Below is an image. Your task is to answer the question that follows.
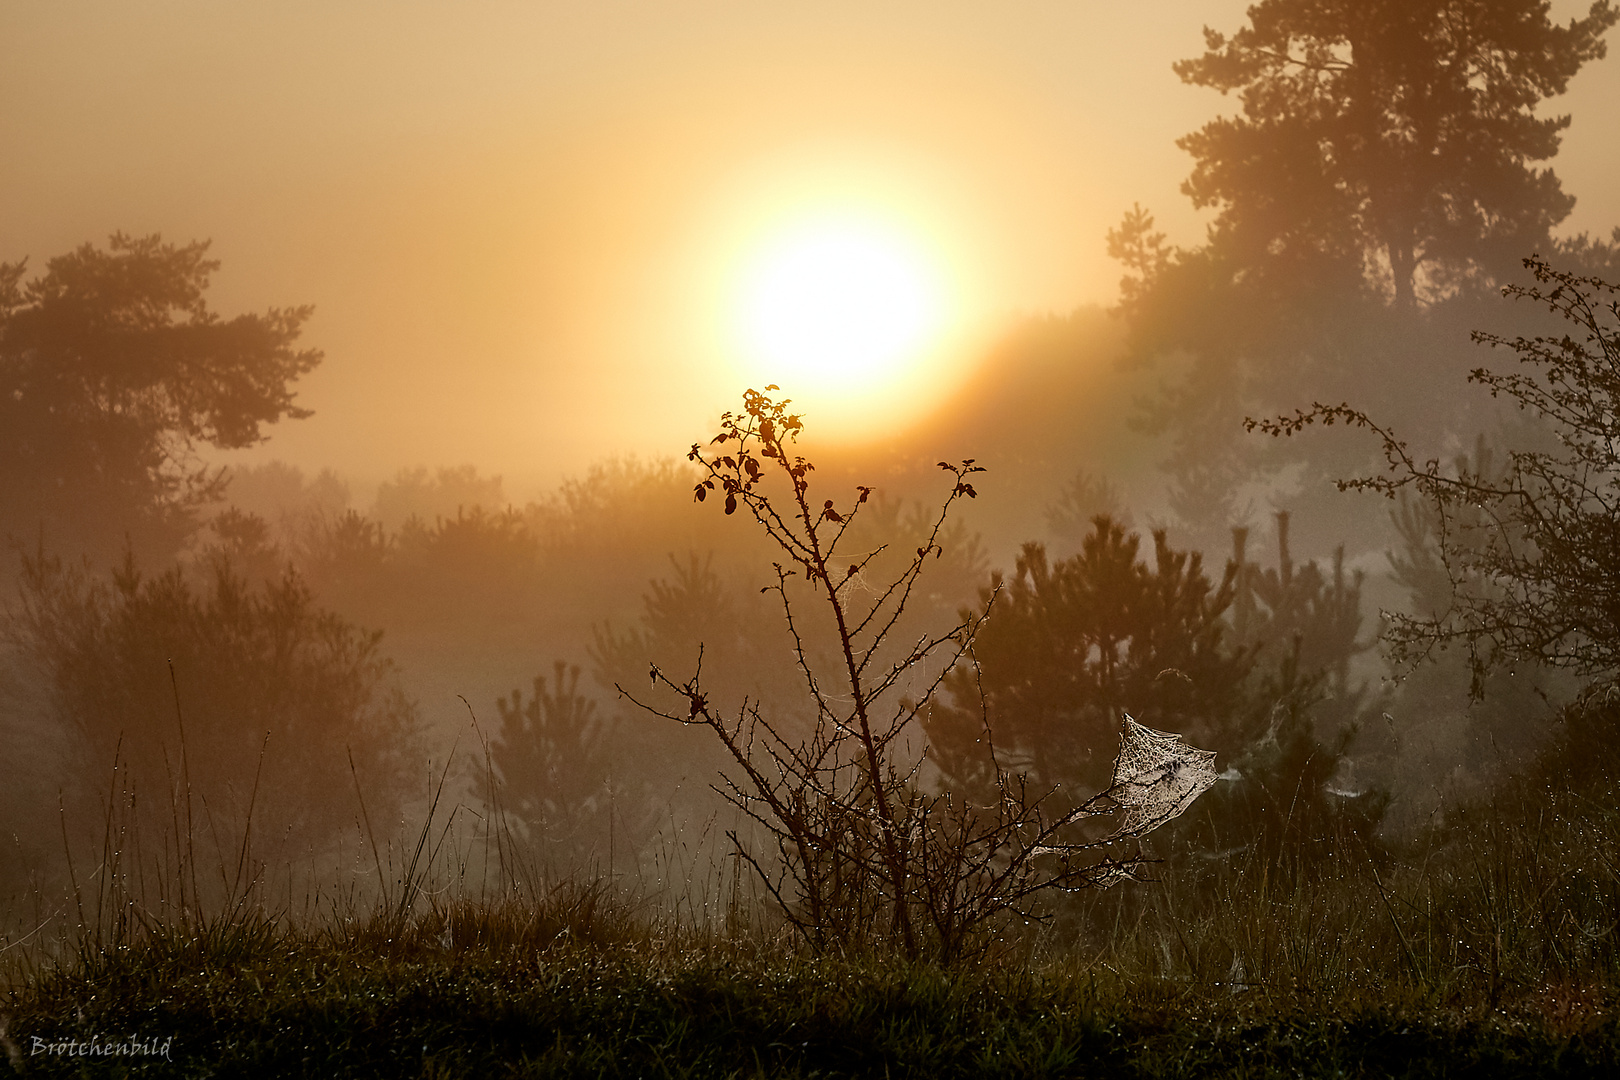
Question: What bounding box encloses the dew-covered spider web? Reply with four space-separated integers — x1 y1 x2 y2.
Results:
1108 715 1219 838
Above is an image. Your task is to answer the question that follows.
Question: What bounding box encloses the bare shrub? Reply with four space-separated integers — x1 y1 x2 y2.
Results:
616 388 1217 961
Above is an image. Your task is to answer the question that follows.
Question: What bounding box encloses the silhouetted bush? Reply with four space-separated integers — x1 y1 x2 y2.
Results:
1254 259 1620 690
374 464 506 534
1253 258 1620 796
1206 513 1391 857
1539 685 1620 791
477 661 657 873
617 390 1207 963
1170 639 1390 867
5 540 422 854
925 517 1250 800
222 461 350 545
927 513 1390 865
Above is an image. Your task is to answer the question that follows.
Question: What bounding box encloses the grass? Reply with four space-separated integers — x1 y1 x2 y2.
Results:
5 916 1616 1078
3 774 1619 1077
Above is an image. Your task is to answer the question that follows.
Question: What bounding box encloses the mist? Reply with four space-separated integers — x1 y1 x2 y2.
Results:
5 2 1620 1070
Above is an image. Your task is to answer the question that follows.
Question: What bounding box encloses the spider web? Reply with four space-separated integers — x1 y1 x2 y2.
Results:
1108 714 1218 838
836 565 877 598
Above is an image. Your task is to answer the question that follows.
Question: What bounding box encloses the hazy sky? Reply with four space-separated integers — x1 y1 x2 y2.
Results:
5 1 1617 496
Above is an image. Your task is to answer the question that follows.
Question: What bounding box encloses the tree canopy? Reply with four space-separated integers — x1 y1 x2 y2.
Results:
0 233 321 561
1174 0 1616 307
1107 0 1616 543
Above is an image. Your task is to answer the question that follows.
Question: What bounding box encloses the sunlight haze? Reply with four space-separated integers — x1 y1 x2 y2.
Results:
3 0 1616 493
731 213 957 432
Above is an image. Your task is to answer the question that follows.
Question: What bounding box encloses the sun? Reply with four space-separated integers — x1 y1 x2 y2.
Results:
731 216 949 412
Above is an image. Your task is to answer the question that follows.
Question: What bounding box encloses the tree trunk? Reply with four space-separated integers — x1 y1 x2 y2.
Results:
1387 226 1417 308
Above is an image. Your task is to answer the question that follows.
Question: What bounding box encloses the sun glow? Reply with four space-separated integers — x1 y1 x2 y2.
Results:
729 214 954 427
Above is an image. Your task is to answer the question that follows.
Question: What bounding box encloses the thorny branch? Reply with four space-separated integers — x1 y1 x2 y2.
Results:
615 388 1183 960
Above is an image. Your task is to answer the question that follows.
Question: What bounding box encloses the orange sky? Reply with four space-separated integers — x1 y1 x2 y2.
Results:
4 1 1616 497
